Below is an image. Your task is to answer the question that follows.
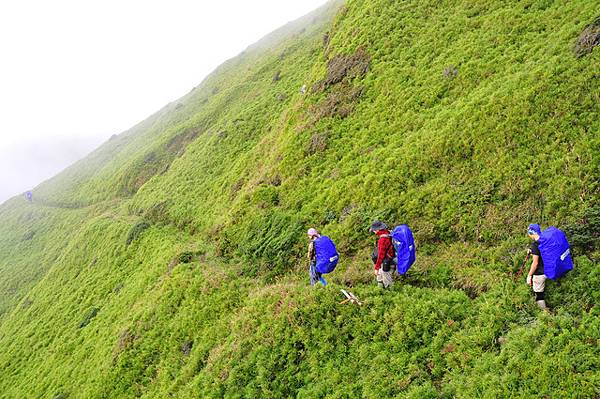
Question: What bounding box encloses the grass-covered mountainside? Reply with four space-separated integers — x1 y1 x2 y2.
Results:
1 0 598 397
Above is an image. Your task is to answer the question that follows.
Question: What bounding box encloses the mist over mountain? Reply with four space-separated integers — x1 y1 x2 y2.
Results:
0 134 109 204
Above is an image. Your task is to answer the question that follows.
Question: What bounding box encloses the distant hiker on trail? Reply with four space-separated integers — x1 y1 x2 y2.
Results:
25 191 33 202
370 221 395 289
526 223 547 310
307 228 339 286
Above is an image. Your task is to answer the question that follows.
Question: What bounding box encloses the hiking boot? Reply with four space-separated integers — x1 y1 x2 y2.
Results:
536 300 547 310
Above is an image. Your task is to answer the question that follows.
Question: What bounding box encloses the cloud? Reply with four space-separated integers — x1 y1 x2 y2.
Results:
0 0 330 204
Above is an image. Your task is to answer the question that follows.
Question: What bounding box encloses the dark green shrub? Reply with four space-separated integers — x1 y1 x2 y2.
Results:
112 282 124 294
564 205 600 257
126 221 151 245
177 251 195 264
233 209 304 275
79 307 99 329
322 209 337 224
21 231 35 241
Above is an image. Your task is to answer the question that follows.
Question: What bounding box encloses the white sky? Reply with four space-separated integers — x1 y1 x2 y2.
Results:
0 0 329 204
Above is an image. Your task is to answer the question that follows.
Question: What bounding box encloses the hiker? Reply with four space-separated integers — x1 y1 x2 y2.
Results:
307 228 326 286
526 223 547 310
307 228 339 286
370 221 395 289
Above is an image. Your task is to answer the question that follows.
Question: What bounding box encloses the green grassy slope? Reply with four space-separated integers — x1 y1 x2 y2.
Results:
0 0 598 397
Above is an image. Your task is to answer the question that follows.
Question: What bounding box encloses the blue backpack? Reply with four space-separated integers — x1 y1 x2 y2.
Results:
538 226 573 280
391 225 416 275
314 236 339 274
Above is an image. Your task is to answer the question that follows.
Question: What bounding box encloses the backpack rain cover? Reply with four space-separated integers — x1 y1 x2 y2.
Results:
391 225 416 275
538 226 573 280
314 236 339 274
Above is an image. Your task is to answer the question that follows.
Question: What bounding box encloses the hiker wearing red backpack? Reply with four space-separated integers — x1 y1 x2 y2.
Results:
370 221 395 289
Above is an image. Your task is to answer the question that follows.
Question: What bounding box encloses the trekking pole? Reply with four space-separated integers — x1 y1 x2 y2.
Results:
514 251 531 279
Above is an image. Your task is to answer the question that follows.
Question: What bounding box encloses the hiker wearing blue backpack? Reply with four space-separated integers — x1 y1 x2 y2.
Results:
370 221 395 289
526 224 547 309
307 228 339 286
370 221 417 289
526 223 574 310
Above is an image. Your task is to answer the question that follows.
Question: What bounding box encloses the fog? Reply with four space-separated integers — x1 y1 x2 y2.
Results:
0 135 108 204
0 0 329 205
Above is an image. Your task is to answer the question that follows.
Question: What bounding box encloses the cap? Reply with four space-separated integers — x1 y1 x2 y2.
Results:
527 223 541 235
369 220 387 232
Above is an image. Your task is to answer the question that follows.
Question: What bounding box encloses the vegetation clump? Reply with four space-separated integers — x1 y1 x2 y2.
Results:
177 251 196 264
308 84 364 124
165 129 200 157
573 17 600 57
21 231 35 241
119 128 201 195
443 64 458 79
115 329 137 355
564 205 600 256
323 31 331 48
181 340 193 356
79 307 99 328
126 220 151 245
143 201 170 225
312 46 371 91
307 131 329 154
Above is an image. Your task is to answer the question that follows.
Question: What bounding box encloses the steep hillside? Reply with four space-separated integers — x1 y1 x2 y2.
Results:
0 0 598 398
